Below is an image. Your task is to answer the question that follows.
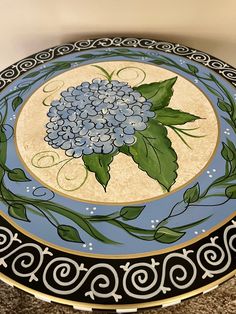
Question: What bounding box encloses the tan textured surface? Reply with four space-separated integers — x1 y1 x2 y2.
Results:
16 61 218 204
0 278 235 314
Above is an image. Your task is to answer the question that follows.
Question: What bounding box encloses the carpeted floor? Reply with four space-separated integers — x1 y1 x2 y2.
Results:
0 277 235 314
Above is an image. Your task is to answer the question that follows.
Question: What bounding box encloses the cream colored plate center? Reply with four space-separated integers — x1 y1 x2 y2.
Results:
15 61 219 204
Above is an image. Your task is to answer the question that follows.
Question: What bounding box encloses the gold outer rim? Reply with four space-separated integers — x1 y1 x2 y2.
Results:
0 270 235 310
14 60 221 206
0 211 235 259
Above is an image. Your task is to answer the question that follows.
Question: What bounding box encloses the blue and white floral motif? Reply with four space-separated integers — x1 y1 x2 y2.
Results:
45 79 155 157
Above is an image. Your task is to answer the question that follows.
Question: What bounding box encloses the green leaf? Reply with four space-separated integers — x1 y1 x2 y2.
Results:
119 145 131 156
187 64 199 74
203 84 223 98
221 143 234 161
209 74 236 109
77 54 95 59
24 71 40 79
226 139 236 154
155 108 200 125
226 139 236 173
222 117 236 132
183 183 200 203
134 77 177 110
12 96 23 111
129 120 178 191
217 99 232 113
57 225 84 243
0 128 7 167
82 153 115 190
39 202 120 244
57 62 71 70
52 62 71 70
92 65 114 81
225 185 236 199
151 59 167 66
120 205 145 220
155 226 185 243
8 204 29 222
8 168 31 182
173 215 211 232
114 48 131 53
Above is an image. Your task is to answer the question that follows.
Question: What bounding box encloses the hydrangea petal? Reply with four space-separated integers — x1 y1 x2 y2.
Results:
46 78 154 157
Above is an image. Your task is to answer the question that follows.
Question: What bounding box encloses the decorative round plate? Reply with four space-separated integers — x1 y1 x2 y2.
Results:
0 37 235 312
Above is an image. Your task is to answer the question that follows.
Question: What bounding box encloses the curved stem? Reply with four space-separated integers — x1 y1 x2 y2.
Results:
106 220 154 241
88 212 121 221
200 162 232 198
172 126 205 138
203 193 227 199
189 197 231 208
208 74 236 106
168 126 192 149
31 204 59 228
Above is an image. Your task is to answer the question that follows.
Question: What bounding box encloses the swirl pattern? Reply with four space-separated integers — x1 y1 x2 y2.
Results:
197 221 236 279
0 227 52 282
1 37 236 90
121 250 197 299
43 258 121 301
0 227 21 253
0 219 235 303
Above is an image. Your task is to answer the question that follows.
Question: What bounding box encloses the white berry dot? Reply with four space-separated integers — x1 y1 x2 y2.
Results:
209 174 213 178
89 247 93 251
151 220 154 223
202 229 206 232
212 169 216 172
86 207 89 210
89 243 92 246
93 207 97 210
207 171 210 174
90 211 94 214
151 225 155 229
194 231 198 235
155 219 159 223
82 244 86 248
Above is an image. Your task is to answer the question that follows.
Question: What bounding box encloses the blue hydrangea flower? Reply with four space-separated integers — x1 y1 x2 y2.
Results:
45 79 155 157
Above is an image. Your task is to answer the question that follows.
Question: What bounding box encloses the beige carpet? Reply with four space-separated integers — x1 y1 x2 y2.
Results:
0 277 235 314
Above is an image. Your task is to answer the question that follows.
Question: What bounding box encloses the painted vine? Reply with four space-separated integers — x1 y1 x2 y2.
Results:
0 48 235 245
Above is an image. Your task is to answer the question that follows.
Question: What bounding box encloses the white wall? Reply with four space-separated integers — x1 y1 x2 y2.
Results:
0 0 235 69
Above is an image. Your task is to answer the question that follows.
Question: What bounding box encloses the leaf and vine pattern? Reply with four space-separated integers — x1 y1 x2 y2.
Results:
0 48 235 245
